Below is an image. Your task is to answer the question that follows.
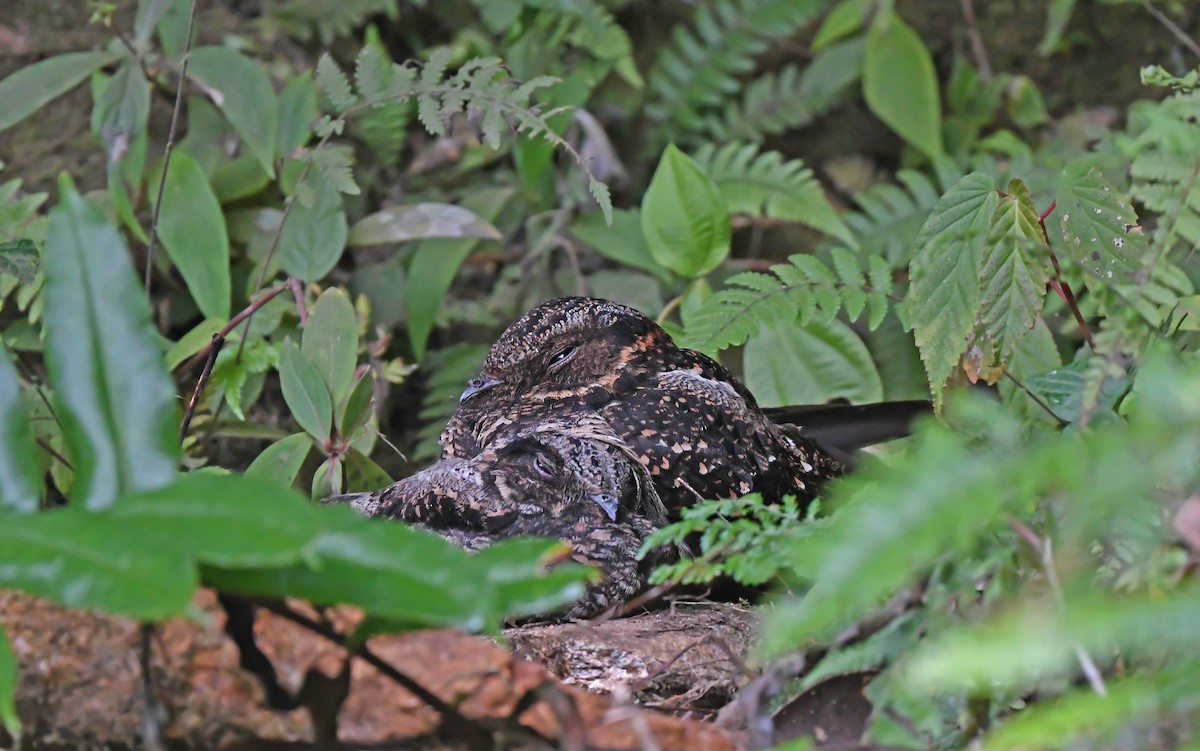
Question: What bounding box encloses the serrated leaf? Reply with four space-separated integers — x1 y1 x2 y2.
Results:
347 204 500 246
1055 165 1144 284
42 176 180 510
744 318 883 406
189 47 279 177
641 144 731 278
316 54 357 111
0 346 39 513
280 173 348 282
407 188 513 360
975 180 1051 375
279 339 333 443
0 51 120 132
111 472 316 567
907 172 998 403
0 509 195 619
863 9 943 159
303 288 358 403
156 151 231 319
310 146 359 195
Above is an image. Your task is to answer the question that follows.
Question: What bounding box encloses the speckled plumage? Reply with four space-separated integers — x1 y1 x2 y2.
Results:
442 297 855 518
336 428 665 619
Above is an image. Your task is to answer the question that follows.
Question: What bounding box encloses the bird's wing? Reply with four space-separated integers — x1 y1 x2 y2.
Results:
762 399 932 454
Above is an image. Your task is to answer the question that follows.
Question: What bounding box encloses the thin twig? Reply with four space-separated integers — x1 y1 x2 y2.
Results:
139 624 166 751
960 0 994 79
1143 2 1200 60
1003 371 1068 426
1007 518 1108 696
1036 200 1096 349
143 0 198 295
178 280 297 372
179 334 225 441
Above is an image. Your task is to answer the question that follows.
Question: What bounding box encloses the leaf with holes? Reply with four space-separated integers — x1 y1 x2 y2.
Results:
41 176 180 510
1055 164 1144 286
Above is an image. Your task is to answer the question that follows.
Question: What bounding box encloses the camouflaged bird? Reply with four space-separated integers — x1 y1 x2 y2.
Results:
443 297 930 518
338 427 665 619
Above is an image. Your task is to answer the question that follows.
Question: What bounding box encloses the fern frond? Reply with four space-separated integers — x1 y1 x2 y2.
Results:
681 251 892 352
1130 89 1200 254
842 168 954 266
270 0 397 44
699 39 863 142
693 141 855 246
646 0 838 138
352 32 410 164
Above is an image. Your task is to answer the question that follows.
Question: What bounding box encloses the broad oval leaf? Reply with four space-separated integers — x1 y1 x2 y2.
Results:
91 61 151 166
0 346 39 513
302 288 358 403
744 318 883 407
347 204 501 246
641 144 731 278
156 151 231 319
188 46 279 177
0 509 195 620
42 176 180 510
342 448 391 492
407 188 513 360
278 339 333 443
572 209 673 281
277 73 318 156
863 10 943 160
110 472 317 568
0 51 120 132
246 432 312 487
0 625 17 740
339 373 374 437
279 174 348 282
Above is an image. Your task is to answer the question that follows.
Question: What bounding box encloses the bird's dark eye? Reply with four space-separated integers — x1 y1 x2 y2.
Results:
548 345 577 368
532 452 557 478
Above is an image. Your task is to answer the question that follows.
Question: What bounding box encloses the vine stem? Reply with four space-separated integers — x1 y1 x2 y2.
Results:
1037 200 1095 349
142 0 198 296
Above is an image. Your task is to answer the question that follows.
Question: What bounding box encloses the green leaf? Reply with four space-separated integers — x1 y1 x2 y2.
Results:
0 509 195 619
302 288 358 403
472 538 589 623
156 151 231 319
1037 0 1077 56
863 9 943 159
407 188 513 360
111 472 316 567
246 432 312 487
278 339 333 444
744 318 883 406
134 0 175 49
276 72 318 156
0 240 39 284
188 47 279 177
813 0 867 50
311 455 343 499
906 172 998 403
693 142 857 248
1055 164 1144 285
347 204 501 246
91 61 151 166
204 505 489 630
279 173 348 282
571 209 672 281
641 144 731 278
0 51 120 133
339 373 374 437
342 448 391 492
975 180 1051 378
0 346 39 513
42 176 180 510
0 625 17 741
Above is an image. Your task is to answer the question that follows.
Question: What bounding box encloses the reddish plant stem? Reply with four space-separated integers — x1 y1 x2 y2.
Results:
179 333 225 442
178 280 297 373
1037 200 1096 349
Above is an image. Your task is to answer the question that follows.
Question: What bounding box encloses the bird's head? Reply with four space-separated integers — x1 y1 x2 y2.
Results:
459 297 672 405
488 434 623 521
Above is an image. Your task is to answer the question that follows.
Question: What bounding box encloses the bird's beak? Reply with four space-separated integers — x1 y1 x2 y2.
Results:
590 492 620 521
459 375 502 403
